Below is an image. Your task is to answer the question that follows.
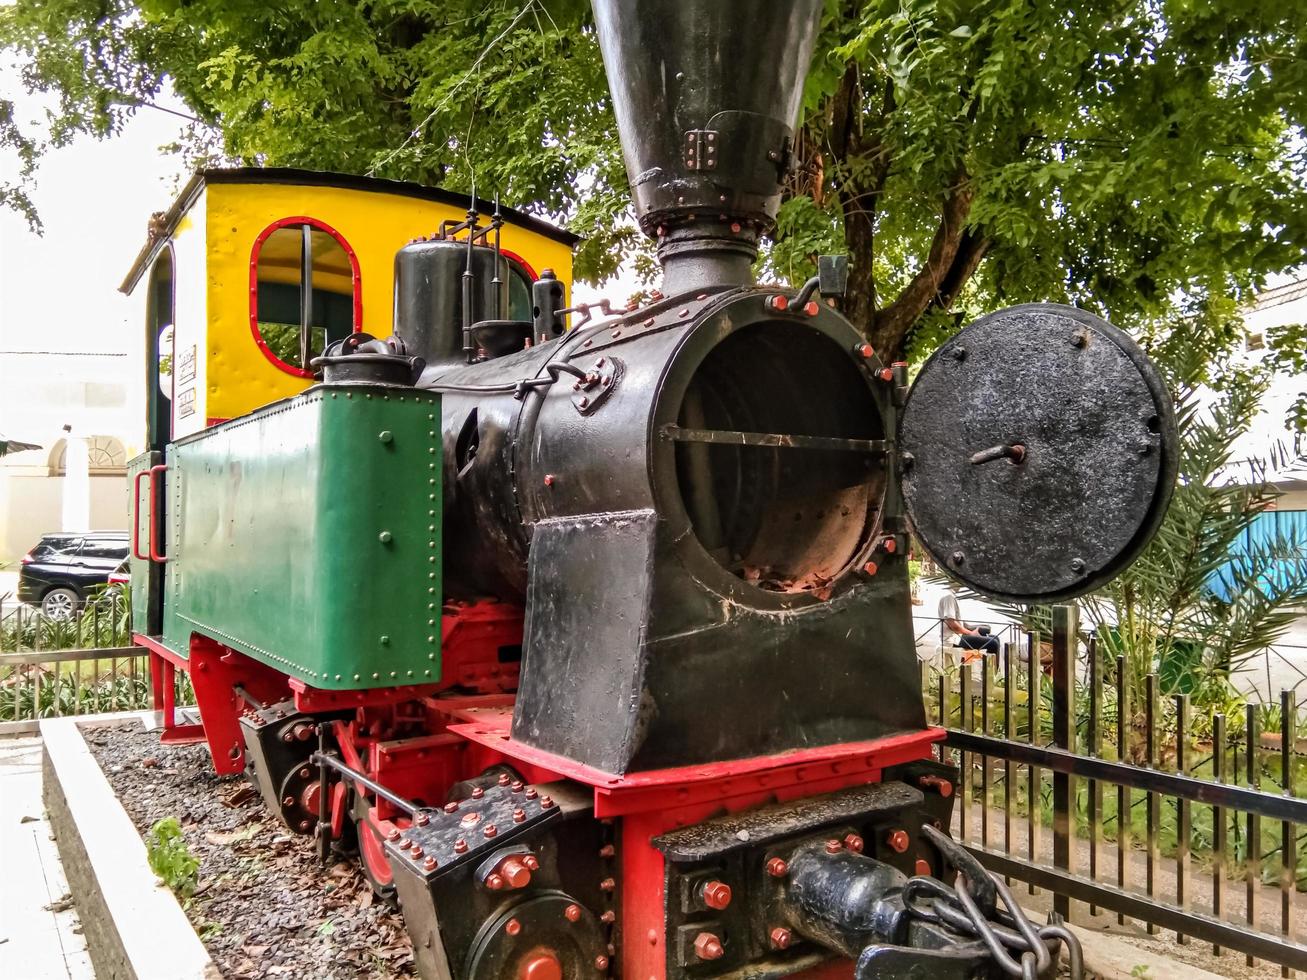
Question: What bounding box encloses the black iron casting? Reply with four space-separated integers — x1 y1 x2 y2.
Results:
899 303 1177 602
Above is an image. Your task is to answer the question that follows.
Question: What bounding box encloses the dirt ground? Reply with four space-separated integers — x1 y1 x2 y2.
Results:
85 722 414 979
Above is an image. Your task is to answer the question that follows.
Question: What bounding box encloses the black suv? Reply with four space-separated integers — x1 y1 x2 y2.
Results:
17 531 131 619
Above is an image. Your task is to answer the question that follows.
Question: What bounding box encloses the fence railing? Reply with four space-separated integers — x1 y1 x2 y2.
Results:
929 604 1307 973
0 589 158 726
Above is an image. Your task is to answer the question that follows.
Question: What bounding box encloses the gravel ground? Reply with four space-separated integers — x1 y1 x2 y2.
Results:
84 721 414 979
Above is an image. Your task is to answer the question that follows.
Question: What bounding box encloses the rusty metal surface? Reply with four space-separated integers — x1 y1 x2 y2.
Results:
899 303 1177 602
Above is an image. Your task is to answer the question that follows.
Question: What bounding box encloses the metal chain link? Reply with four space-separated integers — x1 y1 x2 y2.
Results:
903 825 1084 980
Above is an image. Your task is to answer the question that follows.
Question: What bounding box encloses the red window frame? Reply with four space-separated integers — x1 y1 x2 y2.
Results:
249 216 363 379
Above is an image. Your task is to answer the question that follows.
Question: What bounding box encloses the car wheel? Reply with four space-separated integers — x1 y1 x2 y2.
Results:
41 587 80 621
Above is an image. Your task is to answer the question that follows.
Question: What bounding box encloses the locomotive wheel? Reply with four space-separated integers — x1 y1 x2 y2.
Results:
351 792 398 904
465 893 607 980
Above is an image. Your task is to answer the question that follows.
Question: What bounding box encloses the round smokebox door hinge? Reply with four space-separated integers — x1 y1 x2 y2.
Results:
898 303 1178 603
571 356 624 415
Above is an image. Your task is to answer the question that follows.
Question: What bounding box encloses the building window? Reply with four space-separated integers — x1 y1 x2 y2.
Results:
249 217 361 378
48 436 128 476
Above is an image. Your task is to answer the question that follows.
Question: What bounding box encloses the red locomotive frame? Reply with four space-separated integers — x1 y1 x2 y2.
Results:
135 600 944 980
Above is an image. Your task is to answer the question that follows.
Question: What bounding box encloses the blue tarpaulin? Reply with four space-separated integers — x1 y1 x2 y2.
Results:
1207 508 1307 601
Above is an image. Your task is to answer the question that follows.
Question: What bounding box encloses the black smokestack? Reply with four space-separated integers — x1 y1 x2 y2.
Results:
591 0 824 292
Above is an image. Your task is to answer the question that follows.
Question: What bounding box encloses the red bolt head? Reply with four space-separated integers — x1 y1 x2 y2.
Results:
768 294 789 312
766 857 788 878
599 844 616 859
844 834 865 853
701 880 732 910
484 824 499 838
444 801 459 814
543 474 555 487
410 845 423 858
523 854 540 871
915 858 932 877
485 874 504 890
498 773 511 786
564 903 582 923
600 910 616 924
594 955 609 971
540 795 554 809
386 828 401 841
730 222 742 233
282 795 295 807
454 839 468 854
505 917 521 936
887 829 911 853
825 839 843 854
600 877 616 892
863 560 879 576
882 537 897 554
921 775 953 798
423 856 438 871
415 813 430 826
525 788 538 800
511 781 525 792
693 932 725 961
471 787 485 799
770 927 793 950
877 367 894 381
857 343 874 359
803 300 819 317
399 838 412 850
513 808 527 823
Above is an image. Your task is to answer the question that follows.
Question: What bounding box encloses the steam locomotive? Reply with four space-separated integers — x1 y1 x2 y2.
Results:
122 1 1177 977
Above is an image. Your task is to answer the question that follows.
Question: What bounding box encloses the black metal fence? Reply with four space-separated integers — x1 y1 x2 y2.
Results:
0 590 153 725
928 604 1307 973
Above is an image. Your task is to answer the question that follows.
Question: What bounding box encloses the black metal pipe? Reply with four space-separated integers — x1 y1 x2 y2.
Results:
309 750 419 816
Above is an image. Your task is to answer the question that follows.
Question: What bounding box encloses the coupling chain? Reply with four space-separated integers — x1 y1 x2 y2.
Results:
901 825 1083 980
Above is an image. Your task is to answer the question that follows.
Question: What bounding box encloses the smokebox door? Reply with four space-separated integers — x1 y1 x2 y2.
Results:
898 303 1178 603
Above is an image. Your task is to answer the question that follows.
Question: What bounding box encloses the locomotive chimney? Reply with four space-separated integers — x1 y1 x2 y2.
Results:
591 0 824 293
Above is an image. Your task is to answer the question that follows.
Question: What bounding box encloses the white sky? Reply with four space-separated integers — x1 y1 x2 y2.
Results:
0 64 193 355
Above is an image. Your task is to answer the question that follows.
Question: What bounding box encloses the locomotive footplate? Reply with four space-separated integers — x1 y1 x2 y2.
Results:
388 773 609 980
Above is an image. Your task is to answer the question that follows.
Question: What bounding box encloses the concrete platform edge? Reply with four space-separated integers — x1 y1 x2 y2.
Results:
41 715 220 980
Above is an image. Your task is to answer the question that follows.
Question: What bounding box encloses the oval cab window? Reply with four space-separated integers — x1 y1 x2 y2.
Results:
250 218 361 377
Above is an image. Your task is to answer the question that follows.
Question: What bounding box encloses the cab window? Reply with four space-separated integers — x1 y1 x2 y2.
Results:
251 219 359 377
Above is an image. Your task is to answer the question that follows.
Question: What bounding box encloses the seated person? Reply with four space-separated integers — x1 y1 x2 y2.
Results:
938 590 999 655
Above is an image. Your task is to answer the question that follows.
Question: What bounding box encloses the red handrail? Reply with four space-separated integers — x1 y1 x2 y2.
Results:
131 470 151 561
148 464 168 563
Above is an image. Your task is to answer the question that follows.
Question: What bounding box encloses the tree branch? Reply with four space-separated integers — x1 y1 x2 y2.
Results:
870 171 976 354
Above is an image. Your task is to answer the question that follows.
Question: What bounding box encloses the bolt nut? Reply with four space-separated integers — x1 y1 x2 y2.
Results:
915 858 932 877
863 560 879 576
825 839 843 854
1070 557 1086 573
484 874 504 891
543 474 555 487
484 824 498 838
693 932 725 961
701 880 732 910
505 917 521 936
886 829 911 853
766 857 788 878
471 787 485 799
423 856 438 871
843 833 865 853
595 955 609 971
882 536 897 554
803 300 819 317
599 844 616 859
522 854 540 871
877 367 894 381
386 829 401 842
398 838 412 850
770 927 793 950
767 294 789 312
600 910 616 924
564 903 583 923
918 774 954 798
855 342 874 359
600 877 616 892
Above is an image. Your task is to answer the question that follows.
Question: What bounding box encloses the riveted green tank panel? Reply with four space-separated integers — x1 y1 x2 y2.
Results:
161 384 442 688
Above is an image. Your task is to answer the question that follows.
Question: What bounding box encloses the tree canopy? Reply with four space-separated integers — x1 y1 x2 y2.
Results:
3 0 1305 363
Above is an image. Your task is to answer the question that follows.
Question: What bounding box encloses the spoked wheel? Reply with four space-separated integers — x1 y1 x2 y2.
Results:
351 792 398 904
41 587 79 621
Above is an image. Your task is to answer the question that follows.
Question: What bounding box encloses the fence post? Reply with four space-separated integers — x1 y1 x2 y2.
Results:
1051 603 1077 921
